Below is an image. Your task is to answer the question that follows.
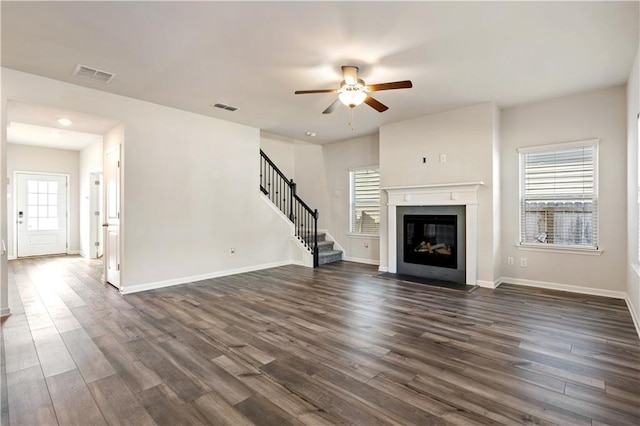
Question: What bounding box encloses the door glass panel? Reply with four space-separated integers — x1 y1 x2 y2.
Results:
26 179 60 231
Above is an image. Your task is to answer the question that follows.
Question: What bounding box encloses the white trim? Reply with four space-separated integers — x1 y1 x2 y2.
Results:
68 250 81 255
343 256 380 266
378 266 389 272
8 255 16 261
477 277 503 289
291 259 308 267
517 138 600 153
502 276 626 299
517 244 603 256
631 263 640 277
624 295 640 339
382 181 485 192
13 171 71 258
0 307 11 317
120 260 293 294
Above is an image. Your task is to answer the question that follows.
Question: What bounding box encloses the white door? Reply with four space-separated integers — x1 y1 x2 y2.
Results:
105 148 120 288
16 173 68 257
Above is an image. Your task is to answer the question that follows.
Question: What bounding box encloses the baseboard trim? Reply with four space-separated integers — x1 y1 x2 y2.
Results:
343 256 380 266
378 266 389 273
502 276 626 299
68 250 81 255
477 277 503 289
0 307 11 317
625 295 640 339
120 260 292 294
7 256 16 261
291 259 311 267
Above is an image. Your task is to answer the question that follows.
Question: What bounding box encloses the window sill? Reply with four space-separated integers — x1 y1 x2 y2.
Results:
517 244 603 256
348 233 380 239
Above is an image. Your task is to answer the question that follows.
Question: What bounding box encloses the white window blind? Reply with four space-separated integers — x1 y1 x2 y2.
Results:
520 141 598 249
350 168 380 234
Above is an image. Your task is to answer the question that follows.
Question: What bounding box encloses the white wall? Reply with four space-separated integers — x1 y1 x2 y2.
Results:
379 103 500 285
501 85 627 293
292 141 330 229
626 46 640 328
2 68 293 293
323 134 380 264
6 144 80 258
260 131 295 179
79 138 103 257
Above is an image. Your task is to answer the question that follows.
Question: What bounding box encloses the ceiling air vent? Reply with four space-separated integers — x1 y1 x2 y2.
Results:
73 64 116 84
212 103 239 112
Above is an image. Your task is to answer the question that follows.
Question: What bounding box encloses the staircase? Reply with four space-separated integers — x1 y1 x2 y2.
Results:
260 150 342 267
316 233 343 266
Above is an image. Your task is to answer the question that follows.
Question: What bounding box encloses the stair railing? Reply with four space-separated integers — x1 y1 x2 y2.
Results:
260 150 319 267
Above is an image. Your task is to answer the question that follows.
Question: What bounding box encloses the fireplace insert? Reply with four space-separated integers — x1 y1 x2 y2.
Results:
403 214 457 269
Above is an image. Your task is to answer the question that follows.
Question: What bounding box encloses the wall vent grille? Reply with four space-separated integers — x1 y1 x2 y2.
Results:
73 64 116 84
212 103 239 112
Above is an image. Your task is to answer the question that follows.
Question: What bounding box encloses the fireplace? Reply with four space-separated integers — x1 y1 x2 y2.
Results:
384 182 483 286
404 214 457 269
397 206 465 283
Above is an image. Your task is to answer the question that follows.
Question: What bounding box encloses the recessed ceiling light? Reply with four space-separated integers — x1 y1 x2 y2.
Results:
305 132 316 137
57 118 72 126
51 131 61 138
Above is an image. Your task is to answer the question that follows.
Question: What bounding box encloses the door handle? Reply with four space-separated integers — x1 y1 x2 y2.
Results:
102 224 109 227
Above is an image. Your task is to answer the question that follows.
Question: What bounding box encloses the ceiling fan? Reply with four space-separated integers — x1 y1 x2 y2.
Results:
294 66 412 114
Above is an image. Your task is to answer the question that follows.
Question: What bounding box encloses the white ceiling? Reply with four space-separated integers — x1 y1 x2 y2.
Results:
1 1 638 144
7 122 102 151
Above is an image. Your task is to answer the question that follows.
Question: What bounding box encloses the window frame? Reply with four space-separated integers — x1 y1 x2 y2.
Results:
349 166 380 237
518 139 600 254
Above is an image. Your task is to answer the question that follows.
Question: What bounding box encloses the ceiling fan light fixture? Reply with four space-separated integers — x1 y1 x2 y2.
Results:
338 87 367 108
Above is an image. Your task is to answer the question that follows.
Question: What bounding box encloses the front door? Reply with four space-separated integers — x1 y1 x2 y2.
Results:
16 173 68 257
105 148 120 288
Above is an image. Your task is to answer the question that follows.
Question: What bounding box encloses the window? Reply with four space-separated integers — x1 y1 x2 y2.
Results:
350 167 380 235
519 140 598 250
27 180 59 231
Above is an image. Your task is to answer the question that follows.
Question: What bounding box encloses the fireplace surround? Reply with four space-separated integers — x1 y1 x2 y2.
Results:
384 182 483 285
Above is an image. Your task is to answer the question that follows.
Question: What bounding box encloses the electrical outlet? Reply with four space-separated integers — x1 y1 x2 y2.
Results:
507 256 514 265
364 242 370 249
520 258 527 267
229 247 236 255
439 154 447 163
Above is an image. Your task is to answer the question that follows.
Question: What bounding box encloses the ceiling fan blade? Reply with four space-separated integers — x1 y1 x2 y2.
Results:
364 95 389 113
322 99 341 114
342 66 359 85
367 80 413 92
294 89 337 94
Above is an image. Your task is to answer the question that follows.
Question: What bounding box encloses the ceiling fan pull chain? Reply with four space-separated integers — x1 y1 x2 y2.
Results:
348 107 355 131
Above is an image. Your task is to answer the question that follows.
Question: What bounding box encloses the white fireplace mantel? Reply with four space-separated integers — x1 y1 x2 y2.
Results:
383 182 484 285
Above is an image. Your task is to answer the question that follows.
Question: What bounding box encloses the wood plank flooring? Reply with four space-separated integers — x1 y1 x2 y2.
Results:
1 255 639 425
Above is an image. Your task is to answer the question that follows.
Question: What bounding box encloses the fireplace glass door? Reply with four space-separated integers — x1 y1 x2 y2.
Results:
404 215 457 269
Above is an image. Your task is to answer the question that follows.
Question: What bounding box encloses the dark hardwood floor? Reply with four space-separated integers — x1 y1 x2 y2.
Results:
1 255 639 425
